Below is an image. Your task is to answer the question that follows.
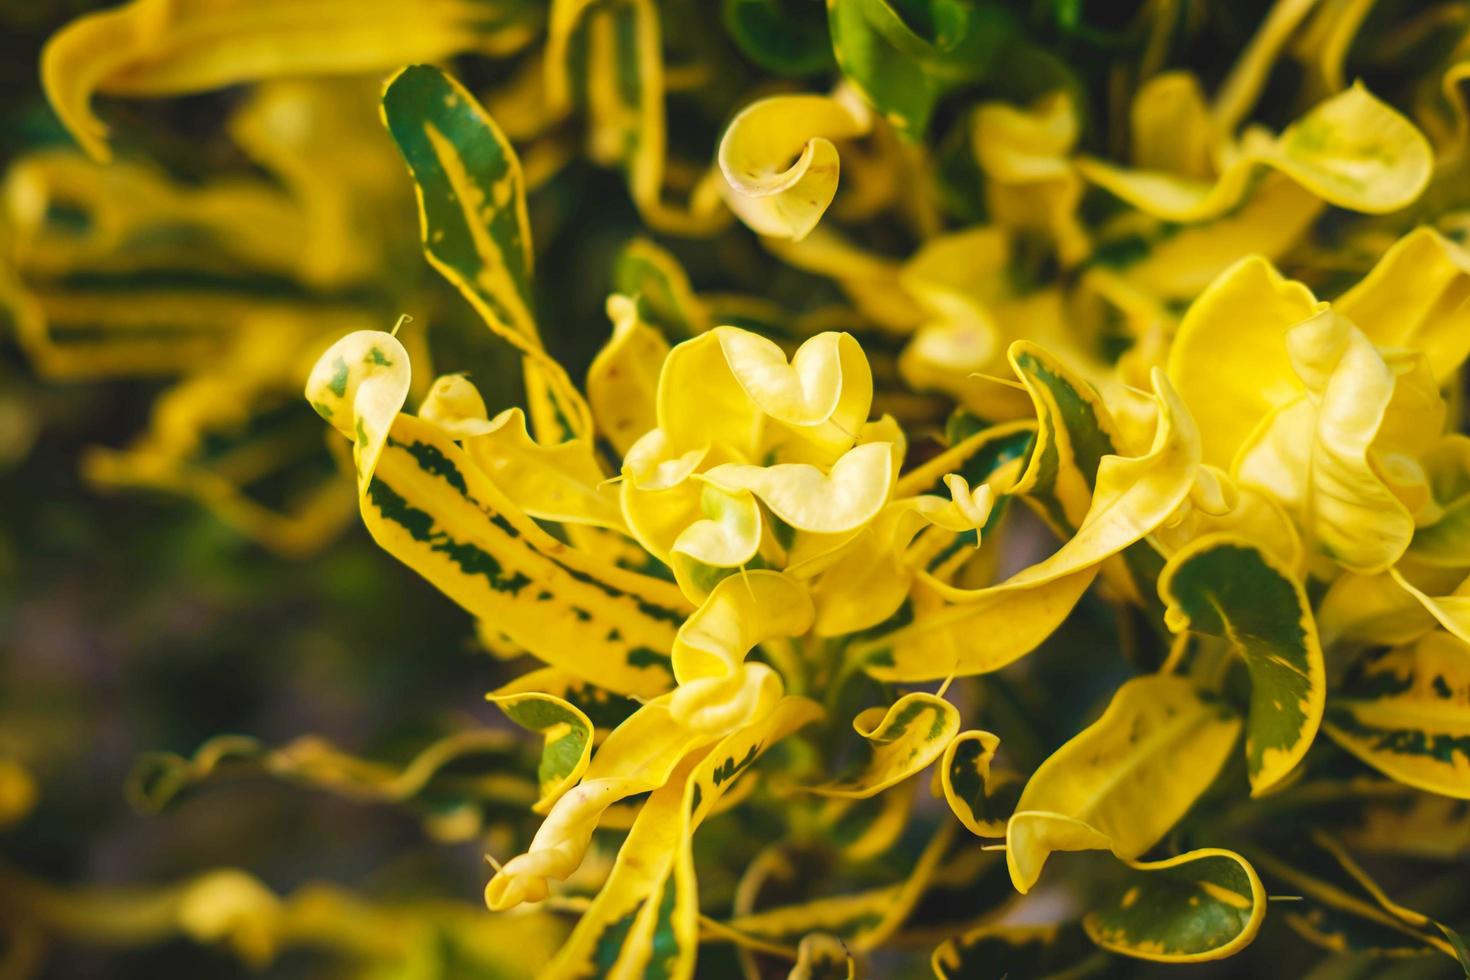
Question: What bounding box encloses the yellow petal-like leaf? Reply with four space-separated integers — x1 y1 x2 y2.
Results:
462 406 625 531
1006 675 1241 893
715 327 873 464
1337 227 1470 383
718 92 871 241
588 295 669 456
1165 256 1319 470
305 330 410 492
703 442 893 535
1237 308 1414 573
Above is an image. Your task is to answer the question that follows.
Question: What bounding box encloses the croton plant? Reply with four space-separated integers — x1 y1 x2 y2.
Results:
4 0 1470 977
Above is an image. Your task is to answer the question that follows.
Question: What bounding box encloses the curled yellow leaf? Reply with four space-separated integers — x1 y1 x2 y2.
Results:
718 91 872 241
703 441 893 535
1077 83 1431 221
304 329 410 491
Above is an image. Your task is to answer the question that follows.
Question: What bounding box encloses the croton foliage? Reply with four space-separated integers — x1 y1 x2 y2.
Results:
4 0 1470 977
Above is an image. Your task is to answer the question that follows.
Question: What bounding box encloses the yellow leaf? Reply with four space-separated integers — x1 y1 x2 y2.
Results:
588 295 669 456
1006 675 1241 893
703 442 894 535
718 91 872 241
1077 83 1431 221
1166 257 1319 470
304 330 410 493
42 0 535 162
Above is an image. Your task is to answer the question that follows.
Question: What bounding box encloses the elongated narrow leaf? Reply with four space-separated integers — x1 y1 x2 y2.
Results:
789 933 855 980
545 696 822 978
724 822 955 952
1159 534 1326 795
545 0 727 235
1083 848 1266 963
485 698 718 910
127 730 527 814
381 64 591 442
42 0 539 161
1253 835 1463 961
364 415 688 696
932 923 1090 979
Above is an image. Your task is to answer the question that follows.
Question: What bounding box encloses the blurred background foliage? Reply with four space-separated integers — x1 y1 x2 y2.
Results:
2 0 1469 977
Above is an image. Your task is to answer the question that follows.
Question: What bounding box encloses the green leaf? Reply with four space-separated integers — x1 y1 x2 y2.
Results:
723 0 836 76
612 238 711 341
1159 534 1327 795
382 64 537 344
827 0 1016 138
1084 848 1266 963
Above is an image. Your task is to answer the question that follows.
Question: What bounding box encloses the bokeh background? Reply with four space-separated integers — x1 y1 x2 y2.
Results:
3 1 1468 977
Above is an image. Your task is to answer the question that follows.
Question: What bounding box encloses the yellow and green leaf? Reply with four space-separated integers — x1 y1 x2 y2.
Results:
1324 632 1470 799
381 64 591 442
1083 848 1266 963
544 696 822 978
1252 834 1465 963
1159 534 1326 795
932 923 1089 979
811 692 959 798
487 691 595 814
348 410 690 696
827 0 1017 137
938 729 1017 837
